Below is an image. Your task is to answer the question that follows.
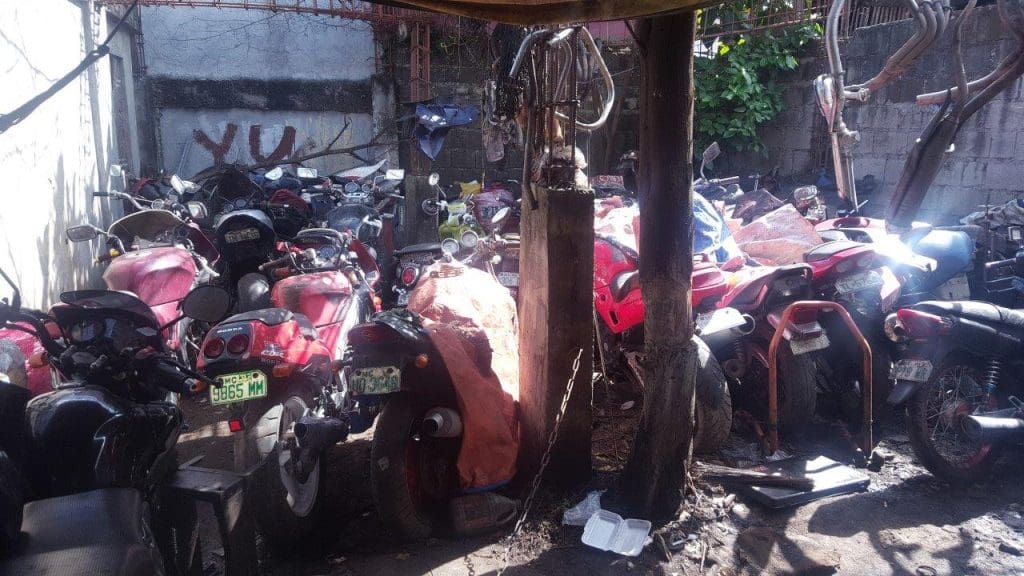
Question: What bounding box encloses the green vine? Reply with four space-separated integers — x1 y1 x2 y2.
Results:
695 6 821 154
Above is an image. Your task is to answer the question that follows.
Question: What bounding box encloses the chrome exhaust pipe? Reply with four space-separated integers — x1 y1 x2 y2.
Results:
963 414 1024 439
423 407 463 438
294 415 349 451
738 314 757 336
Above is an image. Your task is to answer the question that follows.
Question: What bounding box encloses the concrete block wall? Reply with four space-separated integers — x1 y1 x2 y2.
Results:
141 7 383 178
755 5 1024 224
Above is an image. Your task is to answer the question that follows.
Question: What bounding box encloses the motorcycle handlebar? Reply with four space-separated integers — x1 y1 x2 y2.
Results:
707 176 741 187
258 255 292 271
149 356 219 395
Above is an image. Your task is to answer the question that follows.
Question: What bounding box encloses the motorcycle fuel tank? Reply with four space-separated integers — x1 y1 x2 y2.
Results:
271 271 355 328
103 246 197 308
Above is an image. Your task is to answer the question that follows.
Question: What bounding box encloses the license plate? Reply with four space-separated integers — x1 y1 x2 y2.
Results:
397 292 409 306
835 270 883 295
225 228 260 243
789 332 830 355
210 371 268 405
695 307 746 337
498 271 519 287
351 366 401 395
892 359 932 382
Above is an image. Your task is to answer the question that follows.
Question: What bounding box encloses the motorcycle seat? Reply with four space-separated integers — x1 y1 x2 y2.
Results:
908 230 973 292
3 488 162 575
222 308 318 340
914 300 1024 331
395 242 443 257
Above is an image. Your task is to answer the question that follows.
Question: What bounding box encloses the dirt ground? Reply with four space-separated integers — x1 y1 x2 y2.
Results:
176 392 1024 576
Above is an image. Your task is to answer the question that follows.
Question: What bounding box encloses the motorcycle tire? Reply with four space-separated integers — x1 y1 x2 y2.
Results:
906 356 1003 484
743 339 817 435
693 337 733 454
371 394 458 541
237 392 323 550
0 451 22 553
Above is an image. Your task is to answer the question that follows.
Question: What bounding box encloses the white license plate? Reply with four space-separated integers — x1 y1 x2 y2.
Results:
835 270 883 295
225 228 260 243
397 292 409 306
498 271 519 287
210 371 268 405
789 332 830 355
695 307 746 337
892 359 932 382
351 366 401 395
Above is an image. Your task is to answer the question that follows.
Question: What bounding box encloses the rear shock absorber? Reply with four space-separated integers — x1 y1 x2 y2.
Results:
982 358 1002 396
722 337 747 380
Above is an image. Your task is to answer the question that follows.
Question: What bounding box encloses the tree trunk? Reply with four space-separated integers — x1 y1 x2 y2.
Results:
618 11 697 521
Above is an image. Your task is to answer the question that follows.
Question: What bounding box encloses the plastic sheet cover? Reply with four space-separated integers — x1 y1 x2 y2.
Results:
732 204 822 266
407 261 520 490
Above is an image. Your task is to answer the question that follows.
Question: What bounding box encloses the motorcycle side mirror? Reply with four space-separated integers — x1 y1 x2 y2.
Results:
108 164 127 193
170 174 186 195
66 225 104 243
421 199 442 217
264 167 285 181
491 206 511 226
185 201 209 221
814 75 837 128
428 173 440 187
180 285 232 324
700 142 720 179
296 167 318 179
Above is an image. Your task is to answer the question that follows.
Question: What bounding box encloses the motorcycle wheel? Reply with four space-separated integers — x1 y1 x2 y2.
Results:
237 393 322 549
743 339 817 435
907 356 1003 484
371 394 459 541
692 337 733 454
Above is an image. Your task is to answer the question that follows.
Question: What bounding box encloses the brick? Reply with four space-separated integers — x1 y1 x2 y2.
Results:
984 161 1024 191
960 160 988 186
990 131 1017 159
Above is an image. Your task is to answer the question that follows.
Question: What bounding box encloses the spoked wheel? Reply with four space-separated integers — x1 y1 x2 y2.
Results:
907 358 1002 484
371 394 459 541
240 394 323 549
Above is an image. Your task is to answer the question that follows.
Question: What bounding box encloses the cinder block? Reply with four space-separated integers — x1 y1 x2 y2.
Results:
984 161 1023 191
990 131 1017 160
960 160 988 186
961 131 991 157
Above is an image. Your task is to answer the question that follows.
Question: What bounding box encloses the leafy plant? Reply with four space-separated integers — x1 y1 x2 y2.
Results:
695 5 821 154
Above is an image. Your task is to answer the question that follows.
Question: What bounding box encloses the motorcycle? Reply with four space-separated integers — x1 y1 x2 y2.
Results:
345 257 520 541
885 251 1024 483
195 227 379 547
422 173 485 255
0 268 239 574
64 201 220 367
468 207 522 301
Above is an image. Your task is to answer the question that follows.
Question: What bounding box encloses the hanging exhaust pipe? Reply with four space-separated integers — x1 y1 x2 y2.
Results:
294 415 350 451
963 414 1024 439
423 407 463 438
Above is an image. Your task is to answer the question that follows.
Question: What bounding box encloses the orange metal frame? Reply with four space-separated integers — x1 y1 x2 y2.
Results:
767 300 874 455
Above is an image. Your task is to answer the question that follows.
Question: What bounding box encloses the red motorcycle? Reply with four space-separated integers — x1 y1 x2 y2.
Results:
64 205 219 366
196 227 378 547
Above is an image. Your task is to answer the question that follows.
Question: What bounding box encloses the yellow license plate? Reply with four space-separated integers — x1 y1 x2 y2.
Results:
210 371 268 405
351 366 401 395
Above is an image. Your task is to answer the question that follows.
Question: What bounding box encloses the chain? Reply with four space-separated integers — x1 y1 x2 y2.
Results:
496 348 583 575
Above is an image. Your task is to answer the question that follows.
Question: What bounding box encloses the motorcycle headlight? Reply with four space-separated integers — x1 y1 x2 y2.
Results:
884 312 907 342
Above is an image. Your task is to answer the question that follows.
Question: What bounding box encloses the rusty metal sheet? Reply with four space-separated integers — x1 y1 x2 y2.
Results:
375 0 713 25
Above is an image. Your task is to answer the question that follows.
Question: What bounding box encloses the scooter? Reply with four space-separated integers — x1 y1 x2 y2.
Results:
195 227 379 547
885 251 1024 483
0 270 253 575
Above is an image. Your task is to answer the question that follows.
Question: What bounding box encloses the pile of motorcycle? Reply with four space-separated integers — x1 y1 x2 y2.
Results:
593 143 1024 486
0 158 527 573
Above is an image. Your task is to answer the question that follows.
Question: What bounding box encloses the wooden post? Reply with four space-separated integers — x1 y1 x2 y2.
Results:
516 185 594 488
618 12 698 520
403 175 440 246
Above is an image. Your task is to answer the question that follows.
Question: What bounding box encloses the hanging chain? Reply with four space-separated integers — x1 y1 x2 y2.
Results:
496 348 583 576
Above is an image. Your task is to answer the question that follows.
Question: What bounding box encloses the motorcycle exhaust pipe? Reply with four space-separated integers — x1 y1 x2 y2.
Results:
963 414 1024 439
738 314 756 336
294 415 349 451
423 407 463 438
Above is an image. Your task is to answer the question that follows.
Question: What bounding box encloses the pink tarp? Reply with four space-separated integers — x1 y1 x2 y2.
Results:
407 261 520 489
732 204 823 266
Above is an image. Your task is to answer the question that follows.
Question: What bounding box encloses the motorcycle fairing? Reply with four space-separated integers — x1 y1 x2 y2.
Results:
25 386 181 497
103 247 198 308
908 230 973 292
718 264 813 313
